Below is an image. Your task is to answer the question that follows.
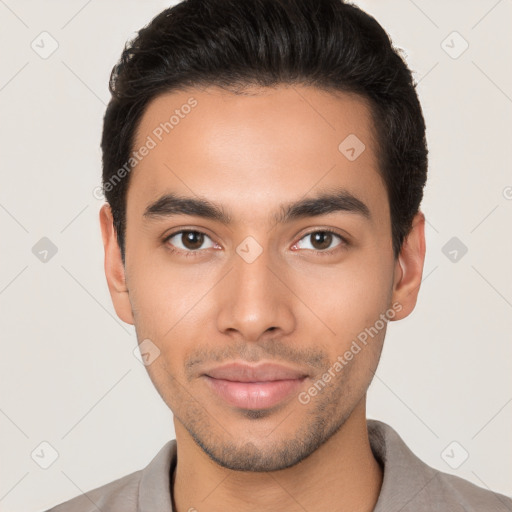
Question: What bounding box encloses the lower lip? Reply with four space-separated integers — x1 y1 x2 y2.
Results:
204 376 305 410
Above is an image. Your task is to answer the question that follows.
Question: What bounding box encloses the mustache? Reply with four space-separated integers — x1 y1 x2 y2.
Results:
184 338 330 378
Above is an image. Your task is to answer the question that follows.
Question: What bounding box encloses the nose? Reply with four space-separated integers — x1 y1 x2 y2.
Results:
215 244 296 342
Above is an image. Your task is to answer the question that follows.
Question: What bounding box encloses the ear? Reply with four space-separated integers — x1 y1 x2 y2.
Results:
99 204 134 325
390 211 426 321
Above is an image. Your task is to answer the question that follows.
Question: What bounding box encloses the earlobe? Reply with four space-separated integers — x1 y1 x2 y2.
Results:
99 204 134 325
390 211 426 321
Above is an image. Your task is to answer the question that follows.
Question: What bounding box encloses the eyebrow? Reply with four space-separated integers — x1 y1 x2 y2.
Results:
142 187 371 225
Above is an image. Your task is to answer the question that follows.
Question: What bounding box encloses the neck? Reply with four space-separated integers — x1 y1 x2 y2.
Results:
172 399 382 512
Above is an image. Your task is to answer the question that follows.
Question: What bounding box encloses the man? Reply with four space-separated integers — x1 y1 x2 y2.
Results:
46 0 511 510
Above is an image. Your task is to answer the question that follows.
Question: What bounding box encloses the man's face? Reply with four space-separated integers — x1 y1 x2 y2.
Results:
103 85 416 471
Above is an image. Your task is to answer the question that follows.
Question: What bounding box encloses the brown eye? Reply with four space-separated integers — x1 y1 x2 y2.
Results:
294 230 345 253
181 231 205 250
310 231 334 250
165 230 215 253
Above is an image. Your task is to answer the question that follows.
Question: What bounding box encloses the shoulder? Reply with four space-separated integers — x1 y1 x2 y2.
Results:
42 440 177 512
431 469 512 511
368 420 512 512
43 469 142 512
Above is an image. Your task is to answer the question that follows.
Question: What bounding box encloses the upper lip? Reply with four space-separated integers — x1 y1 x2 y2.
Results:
204 362 308 382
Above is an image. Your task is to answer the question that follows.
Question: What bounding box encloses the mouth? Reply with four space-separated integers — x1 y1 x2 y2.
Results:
202 362 309 410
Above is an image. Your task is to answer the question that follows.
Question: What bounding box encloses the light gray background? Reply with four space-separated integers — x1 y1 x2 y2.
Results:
1 1 511 511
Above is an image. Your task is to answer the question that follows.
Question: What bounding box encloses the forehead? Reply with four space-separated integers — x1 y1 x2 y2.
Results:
127 85 387 225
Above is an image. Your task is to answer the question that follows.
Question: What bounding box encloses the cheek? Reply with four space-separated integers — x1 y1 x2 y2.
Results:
127 253 215 338
292 255 394 343
142 354 191 418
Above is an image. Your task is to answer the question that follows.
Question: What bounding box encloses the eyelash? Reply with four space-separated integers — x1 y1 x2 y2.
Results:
162 229 348 258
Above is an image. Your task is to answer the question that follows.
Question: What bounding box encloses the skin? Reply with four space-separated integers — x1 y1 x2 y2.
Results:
100 84 426 512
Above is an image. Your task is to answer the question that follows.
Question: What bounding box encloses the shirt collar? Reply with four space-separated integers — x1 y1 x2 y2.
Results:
368 419 439 511
136 420 434 511
138 438 176 511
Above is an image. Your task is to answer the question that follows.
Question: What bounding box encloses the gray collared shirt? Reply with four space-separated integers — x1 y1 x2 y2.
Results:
44 420 512 511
